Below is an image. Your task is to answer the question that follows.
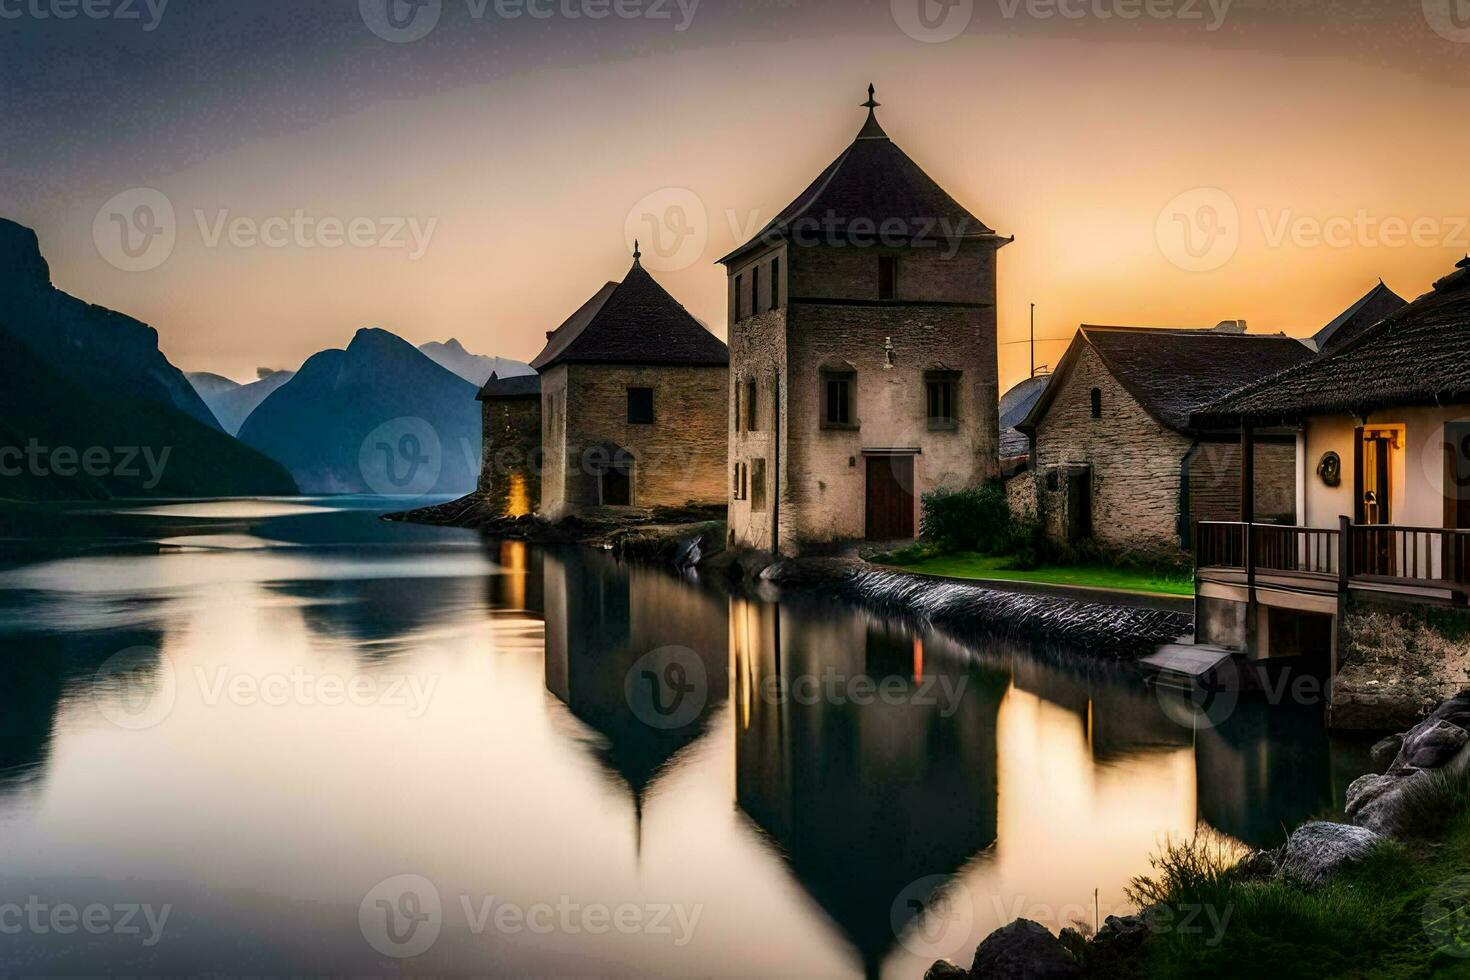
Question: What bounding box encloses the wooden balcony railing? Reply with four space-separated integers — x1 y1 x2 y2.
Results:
1197 520 1470 591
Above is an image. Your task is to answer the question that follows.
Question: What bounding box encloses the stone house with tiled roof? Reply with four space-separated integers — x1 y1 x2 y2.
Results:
1015 323 1315 560
531 251 729 517
719 88 1010 553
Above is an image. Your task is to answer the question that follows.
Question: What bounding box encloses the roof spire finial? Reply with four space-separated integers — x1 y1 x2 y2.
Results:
633 239 642 266
856 82 887 140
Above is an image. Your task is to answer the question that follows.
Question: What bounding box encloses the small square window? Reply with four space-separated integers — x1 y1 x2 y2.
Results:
822 373 855 429
1091 387 1103 419
926 373 959 430
746 379 759 431
627 387 654 425
751 265 761 317
751 458 767 511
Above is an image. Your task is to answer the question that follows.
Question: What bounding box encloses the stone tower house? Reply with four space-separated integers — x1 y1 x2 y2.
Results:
720 88 1009 554
532 251 729 518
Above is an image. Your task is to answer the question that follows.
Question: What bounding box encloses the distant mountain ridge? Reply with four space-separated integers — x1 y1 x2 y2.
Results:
186 369 296 436
419 338 533 386
239 328 482 496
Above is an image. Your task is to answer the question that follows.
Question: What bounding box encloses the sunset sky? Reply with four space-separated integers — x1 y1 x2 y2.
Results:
6 0 1470 390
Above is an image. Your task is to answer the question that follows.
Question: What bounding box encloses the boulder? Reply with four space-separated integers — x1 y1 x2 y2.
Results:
1370 733 1404 768
925 960 970 980
1275 822 1384 885
1092 913 1149 952
1346 693 1470 837
970 919 1081 979
1401 719 1469 770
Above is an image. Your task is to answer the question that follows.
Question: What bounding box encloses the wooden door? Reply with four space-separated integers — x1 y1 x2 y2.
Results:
865 455 915 540
601 465 631 506
1066 468 1093 543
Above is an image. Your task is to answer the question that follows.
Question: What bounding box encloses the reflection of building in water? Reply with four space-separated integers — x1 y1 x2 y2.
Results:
1192 701 1337 849
1009 649 1341 849
541 549 727 841
731 599 1006 979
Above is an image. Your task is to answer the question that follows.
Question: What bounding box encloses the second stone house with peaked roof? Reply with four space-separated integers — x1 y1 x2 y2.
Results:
532 249 729 518
1015 323 1315 560
719 88 1011 553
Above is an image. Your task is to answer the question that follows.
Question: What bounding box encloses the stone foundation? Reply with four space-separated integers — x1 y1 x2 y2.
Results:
1328 600 1470 730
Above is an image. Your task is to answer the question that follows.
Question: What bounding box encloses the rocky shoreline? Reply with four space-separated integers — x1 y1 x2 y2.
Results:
922 691 1470 979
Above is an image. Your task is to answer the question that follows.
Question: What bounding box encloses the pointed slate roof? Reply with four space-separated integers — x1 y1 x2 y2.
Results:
1196 259 1470 426
531 258 728 371
718 88 1001 265
1311 281 1407 354
476 371 541 400
1019 325 1314 436
999 374 1051 458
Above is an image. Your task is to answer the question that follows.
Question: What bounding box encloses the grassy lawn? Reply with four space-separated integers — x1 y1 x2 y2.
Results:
877 549 1195 597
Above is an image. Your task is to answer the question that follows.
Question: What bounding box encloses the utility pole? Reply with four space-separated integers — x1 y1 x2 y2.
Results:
1030 303 1036 379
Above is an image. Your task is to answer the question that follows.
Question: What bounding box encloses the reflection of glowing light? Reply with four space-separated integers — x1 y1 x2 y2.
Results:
913 636 924 682
507 473 531 517
499 541 527 608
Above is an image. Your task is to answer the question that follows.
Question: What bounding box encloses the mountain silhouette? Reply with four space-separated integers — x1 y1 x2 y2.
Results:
186 369 295 436
418 338 533 386
0 219 222 431
239 328 481 495
0 219 296 500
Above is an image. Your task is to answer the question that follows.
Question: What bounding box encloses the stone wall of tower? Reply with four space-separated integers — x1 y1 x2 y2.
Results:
726 238 1001 553
479 396 541 517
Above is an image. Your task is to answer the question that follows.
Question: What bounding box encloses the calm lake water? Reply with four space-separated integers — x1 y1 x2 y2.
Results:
0 499 1374 978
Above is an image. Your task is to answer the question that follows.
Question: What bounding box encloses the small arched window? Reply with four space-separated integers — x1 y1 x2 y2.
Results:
1090 387 1103 419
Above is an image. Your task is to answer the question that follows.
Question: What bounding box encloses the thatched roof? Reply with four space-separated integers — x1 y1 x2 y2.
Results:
531 259 728 371
1197 259 1470 426
1019 325 1314 436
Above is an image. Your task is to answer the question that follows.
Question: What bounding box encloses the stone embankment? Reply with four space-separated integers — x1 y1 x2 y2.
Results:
391 496 1191 657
